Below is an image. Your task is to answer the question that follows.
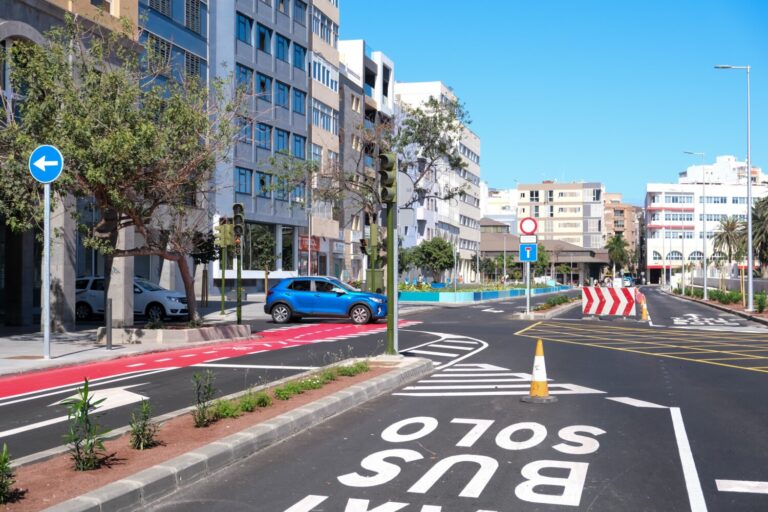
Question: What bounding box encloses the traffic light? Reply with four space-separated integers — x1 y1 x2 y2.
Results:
233 203 245 238
360 238 368 255
378 152 397 203
214 217 234 248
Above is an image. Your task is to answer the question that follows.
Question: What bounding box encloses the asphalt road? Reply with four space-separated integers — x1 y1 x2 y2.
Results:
142 289 768 511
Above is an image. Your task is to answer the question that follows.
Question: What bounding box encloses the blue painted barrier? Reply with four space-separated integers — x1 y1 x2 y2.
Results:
399 285 570 303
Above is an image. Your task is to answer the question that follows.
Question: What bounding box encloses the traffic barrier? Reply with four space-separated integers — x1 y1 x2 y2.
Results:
582 286 637 316
521 339 558 404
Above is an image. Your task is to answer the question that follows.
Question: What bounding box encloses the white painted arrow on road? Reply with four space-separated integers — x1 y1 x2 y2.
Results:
32 155 60 172
0 384 148 438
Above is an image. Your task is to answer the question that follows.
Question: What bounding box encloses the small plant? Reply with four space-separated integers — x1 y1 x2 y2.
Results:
756 292 767 313
129 400 159 450
337 361 370 377
298 377 324 391
145 318 165 329
274 381 304 400
238 389 272 412
0 443 19 504
318 368 337 384
192 370 217 427
187 318 204 328
212 399 241 420
62 378 109 471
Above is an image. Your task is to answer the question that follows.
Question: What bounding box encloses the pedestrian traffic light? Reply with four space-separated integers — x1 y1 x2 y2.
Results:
233 203 245 238
378 152 397 203
360 238 368 255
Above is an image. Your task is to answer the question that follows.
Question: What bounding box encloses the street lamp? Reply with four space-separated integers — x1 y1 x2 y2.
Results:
679 233 686 295
715 64 753 310
684 151 708 300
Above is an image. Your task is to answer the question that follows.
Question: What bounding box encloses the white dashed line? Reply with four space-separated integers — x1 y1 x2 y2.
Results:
125 363 145 368
155 358 172 362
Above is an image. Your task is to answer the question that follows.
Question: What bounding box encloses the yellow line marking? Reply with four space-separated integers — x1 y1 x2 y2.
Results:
542 321 768 341
697 356 765 362
514 321 543 336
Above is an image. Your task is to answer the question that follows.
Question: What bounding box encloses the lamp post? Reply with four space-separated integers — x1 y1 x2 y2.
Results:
685 151 708 300
716 64 753 310
503 232 507 286
679 233 686 295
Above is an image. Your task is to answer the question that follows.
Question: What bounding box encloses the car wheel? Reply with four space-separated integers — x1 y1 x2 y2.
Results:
146 303 165 322
271 303 293 324
75 302 92 321
350 304 371 325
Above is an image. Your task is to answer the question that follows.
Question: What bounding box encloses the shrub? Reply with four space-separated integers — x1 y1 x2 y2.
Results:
62 378 109 470
726 291 743 305
756 292 767 313
212 399 241 420
274 381 304 400
129 400 159 450
297 377 324 391
337 361 370 377
192 370 217 428
0 444 18 504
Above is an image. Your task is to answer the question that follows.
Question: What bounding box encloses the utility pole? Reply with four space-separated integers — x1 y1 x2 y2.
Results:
233 203 245 325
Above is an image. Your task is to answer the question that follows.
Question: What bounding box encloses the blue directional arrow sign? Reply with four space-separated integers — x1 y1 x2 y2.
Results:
520 243 538 262
28 145 64 184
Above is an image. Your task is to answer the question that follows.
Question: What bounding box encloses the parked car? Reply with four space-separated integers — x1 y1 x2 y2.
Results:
264 276 387 324
622 273 635 287
75 276 188 322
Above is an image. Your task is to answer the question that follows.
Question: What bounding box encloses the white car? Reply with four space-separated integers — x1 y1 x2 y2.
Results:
75 276 188 322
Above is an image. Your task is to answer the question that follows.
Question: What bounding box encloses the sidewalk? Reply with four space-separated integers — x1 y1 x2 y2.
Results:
661 288 768 327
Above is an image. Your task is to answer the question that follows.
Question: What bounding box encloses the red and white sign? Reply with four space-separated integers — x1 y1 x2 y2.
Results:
299 235 320 252
582 287 636 316
519 217 538 235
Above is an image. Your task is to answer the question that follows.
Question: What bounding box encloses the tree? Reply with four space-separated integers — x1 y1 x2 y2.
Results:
751 197 768 277
247 226 276 295
398 246 417 276
413 237 454 282
0 18 242 321
714 216 746 277
605 234 629 279
533 246 550 277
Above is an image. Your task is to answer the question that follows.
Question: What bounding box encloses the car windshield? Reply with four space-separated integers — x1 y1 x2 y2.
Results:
135 279 165 292
329 279 358 292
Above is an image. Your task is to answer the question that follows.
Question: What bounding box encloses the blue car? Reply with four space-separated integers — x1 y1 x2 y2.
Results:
264 277 387 324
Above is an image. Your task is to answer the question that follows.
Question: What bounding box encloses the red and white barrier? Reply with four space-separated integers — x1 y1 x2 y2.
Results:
582 287 637 316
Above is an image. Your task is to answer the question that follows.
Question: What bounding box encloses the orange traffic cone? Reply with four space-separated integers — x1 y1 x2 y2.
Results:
521 339 558 403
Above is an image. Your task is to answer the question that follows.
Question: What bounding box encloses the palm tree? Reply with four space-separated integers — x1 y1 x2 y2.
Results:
752 197 768 277
714 216 746 278
605 234 629 280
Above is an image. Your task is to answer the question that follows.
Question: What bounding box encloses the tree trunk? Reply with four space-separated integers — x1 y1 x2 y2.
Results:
177 256 198 322
264 268 269 296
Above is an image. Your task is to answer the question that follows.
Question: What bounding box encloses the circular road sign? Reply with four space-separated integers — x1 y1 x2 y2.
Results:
519 217 538 235
28 145 64 184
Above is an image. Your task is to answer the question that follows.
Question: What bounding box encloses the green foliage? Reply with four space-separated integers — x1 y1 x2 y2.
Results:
129 400 159 450
247 225 277 272
535 294 573 311
605 234 629 272
533 246 550 276
714 217 746 265
273 362 369 400
212 399 241 420
145 318 165 330
192 370 217 428
708 289 743 305
336 361 370 377
399 246 417 275
274 381 304 401
0 444 18 504
752 197 768 276
755 292 767 313
413 237 455 282
239 389 272 412
62 378 109 470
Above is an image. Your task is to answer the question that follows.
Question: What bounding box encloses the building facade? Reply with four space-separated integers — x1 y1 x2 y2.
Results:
645 155 766 284
603 192 640 256
516 181 605 249
481 184 518 233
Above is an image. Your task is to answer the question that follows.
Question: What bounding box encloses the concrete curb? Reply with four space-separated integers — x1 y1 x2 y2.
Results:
661 289 768 327
516 299 582 320
43 356 433 512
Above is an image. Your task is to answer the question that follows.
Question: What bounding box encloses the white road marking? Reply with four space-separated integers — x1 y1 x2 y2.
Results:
434 372 521 378
607 397 667 408
427 344 474 351
408 349 460 358
247 350 268 355
482 308 504 313
404 384 532 390
670 407 708 511
203 351 218 354
716 479 768 494
194 363 318 370
426 378 534 384
154 358 172 362
202 357 229 363
439 340 479 345
179 354 196 358
125 363 145 368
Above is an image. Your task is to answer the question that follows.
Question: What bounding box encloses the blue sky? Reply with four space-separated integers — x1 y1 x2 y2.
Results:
340 0 767 205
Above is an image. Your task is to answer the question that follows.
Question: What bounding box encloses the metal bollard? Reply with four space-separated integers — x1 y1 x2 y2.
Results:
106 298 113 350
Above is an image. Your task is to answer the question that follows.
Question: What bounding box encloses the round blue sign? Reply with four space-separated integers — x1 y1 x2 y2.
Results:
28 145 64 184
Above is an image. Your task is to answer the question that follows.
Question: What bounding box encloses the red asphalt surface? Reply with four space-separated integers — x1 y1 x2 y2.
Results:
0 320 420 400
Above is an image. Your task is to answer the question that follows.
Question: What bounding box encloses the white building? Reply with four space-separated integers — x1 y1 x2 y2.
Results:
645 155 766 284
481 184 518 233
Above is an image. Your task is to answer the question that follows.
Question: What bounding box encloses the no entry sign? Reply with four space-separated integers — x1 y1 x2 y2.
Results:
519 217 538 235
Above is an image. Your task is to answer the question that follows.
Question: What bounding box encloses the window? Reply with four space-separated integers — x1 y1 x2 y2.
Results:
533 205 540 217
311 99 338 134
236 167 252 194
351 94 361 113
237 117 252 143
293 44 306 70
547 190 554 202
256 73 272 102
293 134 306 159
665 213 693 222
667 251 683 261
275 129 289 152
277 0 288 14
288 279 310 291
311 53 339 92
666 194 693 204
311 143 322 162
292 89 306 114
293 0 307 24
149 0 170 16
311 7 339 48
592 189 601 201
257 24 272 53
256 123 271 149
185 0 202 33
699 196 727 204
530 190 539 202
236 13 253 44
276 34 290 62
147 34 171 68
256 172 271 198
275 81 289 108
236 64 253 92
184 51 203 79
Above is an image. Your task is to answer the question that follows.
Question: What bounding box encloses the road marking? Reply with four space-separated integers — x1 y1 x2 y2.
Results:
203 351 218 354
482 308 504 313
194 363 318 370
606 397 667 408
434 372 523 378
715 479 768 494
247 350 268 355
670 407 708 511
126 363 145 368
202 357 229 363
154 358 172 362
441 340 480 345
404 384 532 390
514 321 543 336
179 354 196 358
408 349 460 358
427 344 474 351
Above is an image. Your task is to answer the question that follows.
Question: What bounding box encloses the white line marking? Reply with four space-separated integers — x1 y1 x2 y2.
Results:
407 349 460 357
427 344 474 351
154 358 172 362
201 357 229 363
425 378 532 384
607 397 668 409
179 354 196 358
125 363 145 368
439 340 479 345
434 372 520 378
203 351 218 354
670 407 708 511
404 384 532 390
247 350 268 355
194 363 318 370
716 480 768 494
443 367 521 372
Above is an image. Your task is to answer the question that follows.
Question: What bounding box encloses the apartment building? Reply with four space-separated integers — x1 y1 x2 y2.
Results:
394 81 482 282
645 155 766 284
603 192 640 255
516 181 605 249
208 0 312 293
480 183 518 234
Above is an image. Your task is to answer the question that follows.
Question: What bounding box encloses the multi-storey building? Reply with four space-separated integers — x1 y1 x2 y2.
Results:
394 81 482 282
603 192 640 256
208 0 312 293
516 181 605 249
481 184 518 234
645 155 766 284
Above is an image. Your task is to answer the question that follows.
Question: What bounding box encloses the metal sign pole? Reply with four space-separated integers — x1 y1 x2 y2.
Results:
393 209 399 354
43 183 51 360
526 261 531 314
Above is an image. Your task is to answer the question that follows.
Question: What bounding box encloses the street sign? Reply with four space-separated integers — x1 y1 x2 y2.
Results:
28 145 64 184
520 243 538 262
519 217 538 235
520 235 537 244
397 172 415 207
